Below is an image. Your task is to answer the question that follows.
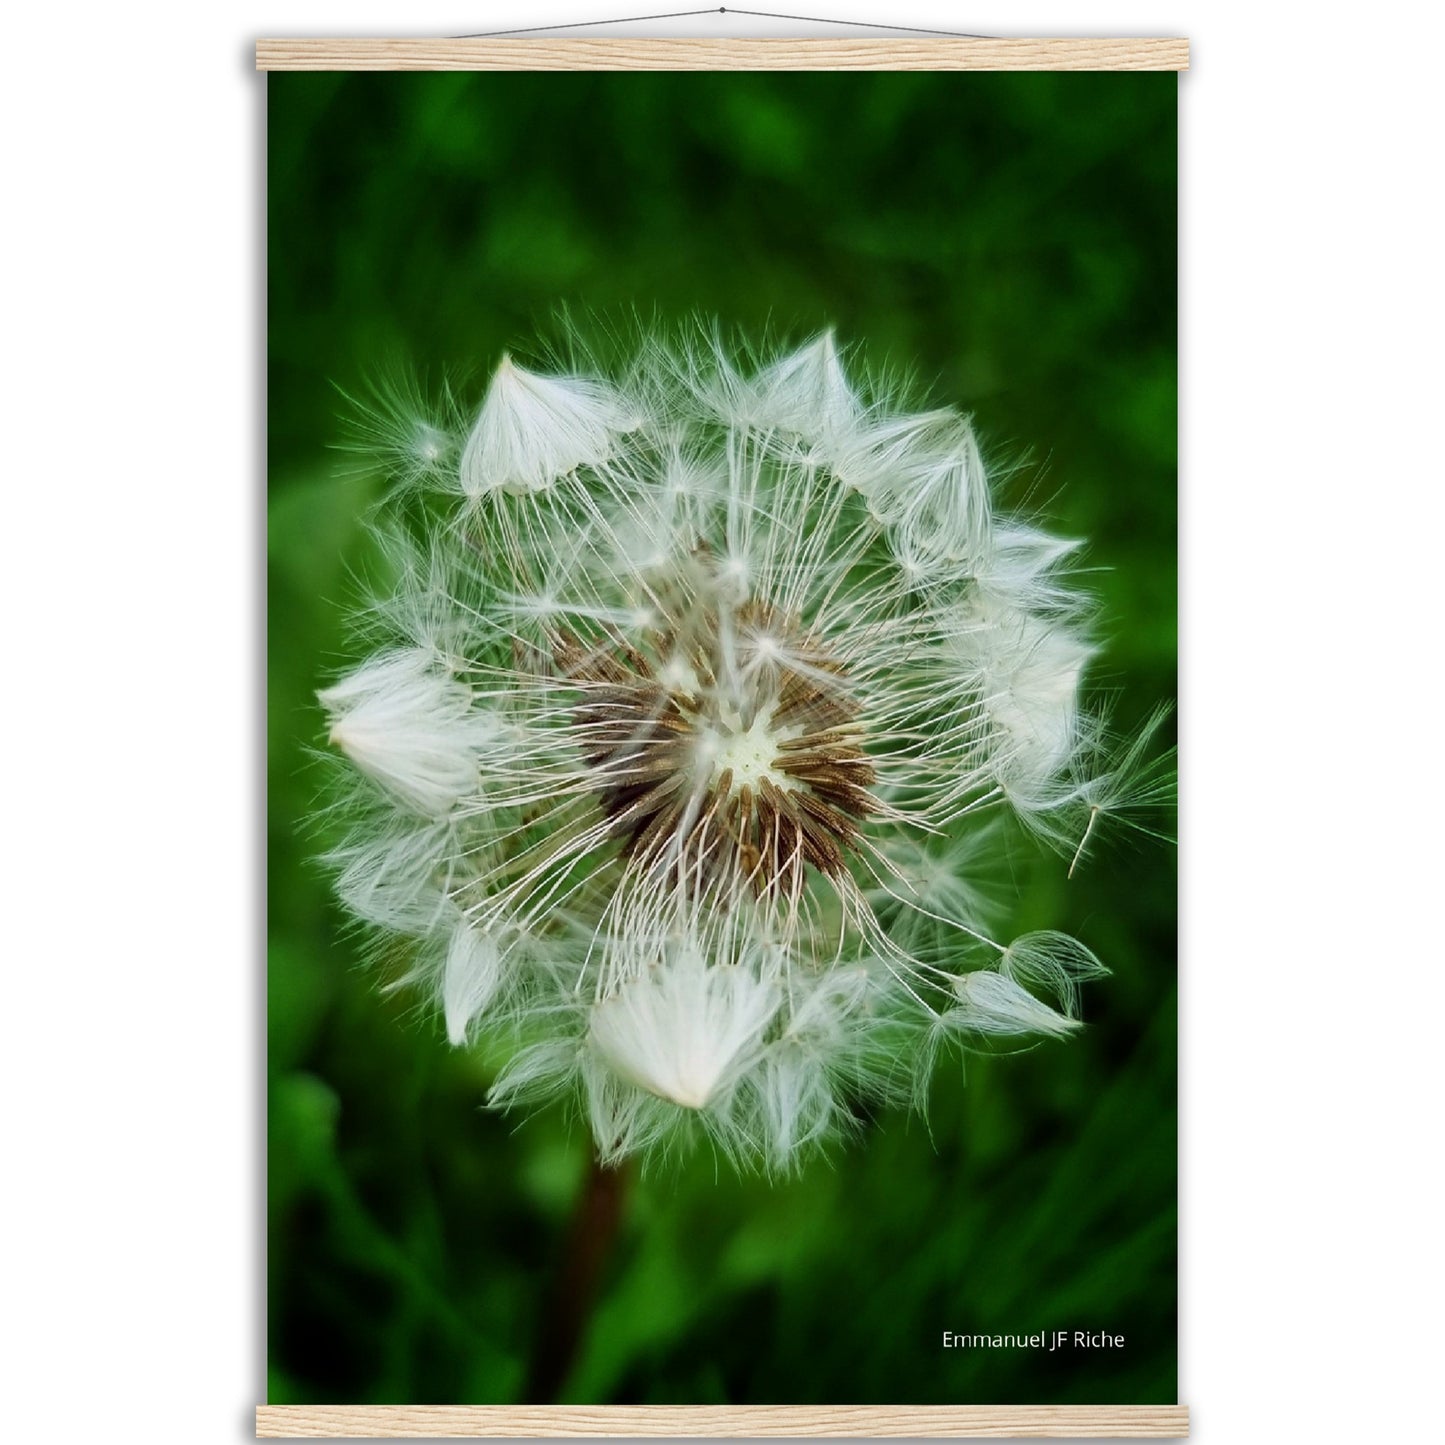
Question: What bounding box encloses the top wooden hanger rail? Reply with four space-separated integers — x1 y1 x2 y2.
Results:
256 37 1190 72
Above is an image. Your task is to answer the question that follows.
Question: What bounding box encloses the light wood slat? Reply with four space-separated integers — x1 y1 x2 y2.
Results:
256 38 1189 73
256 1403 1189 1438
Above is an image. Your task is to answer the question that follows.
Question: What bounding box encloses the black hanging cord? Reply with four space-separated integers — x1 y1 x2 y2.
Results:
454 7 992 41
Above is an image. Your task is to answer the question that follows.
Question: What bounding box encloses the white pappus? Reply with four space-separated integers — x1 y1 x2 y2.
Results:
317 325 1169 1173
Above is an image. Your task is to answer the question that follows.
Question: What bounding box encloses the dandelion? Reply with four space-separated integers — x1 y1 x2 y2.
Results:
318 326 1168 1173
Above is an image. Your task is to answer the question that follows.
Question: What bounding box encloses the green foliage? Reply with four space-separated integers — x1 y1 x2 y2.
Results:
268 70 1177 1405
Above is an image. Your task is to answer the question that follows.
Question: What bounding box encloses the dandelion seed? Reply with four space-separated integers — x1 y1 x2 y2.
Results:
947 969 1081 1039
317 327 1171 1172
742 329 859 451
442 915 504 1045
458 354 634 498
589 944 780 1110
319 649 484 818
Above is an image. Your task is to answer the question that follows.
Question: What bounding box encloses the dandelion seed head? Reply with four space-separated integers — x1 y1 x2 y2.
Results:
316 325 1171 1173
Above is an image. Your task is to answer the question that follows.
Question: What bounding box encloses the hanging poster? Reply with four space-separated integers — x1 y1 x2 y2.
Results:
262 35 1185 1438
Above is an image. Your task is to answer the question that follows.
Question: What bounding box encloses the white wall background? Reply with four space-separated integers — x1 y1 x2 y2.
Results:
3 3 1439 1441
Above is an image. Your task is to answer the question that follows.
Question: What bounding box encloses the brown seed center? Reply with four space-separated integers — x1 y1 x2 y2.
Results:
555 606 878 897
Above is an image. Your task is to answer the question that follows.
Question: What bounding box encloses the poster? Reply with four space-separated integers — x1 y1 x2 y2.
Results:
267 63 1178 1417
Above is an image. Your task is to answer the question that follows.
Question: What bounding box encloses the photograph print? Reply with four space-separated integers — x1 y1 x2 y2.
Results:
267 66 1178 1409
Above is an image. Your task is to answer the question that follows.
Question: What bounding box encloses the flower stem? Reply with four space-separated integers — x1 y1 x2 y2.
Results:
524 1152 629 1403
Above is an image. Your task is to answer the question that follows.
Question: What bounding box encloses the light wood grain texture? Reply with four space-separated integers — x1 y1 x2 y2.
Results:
256 1404 1189 1438
255 38 1189 73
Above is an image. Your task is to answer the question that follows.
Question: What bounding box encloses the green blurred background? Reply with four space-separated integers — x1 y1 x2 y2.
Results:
267 72 1177 1406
